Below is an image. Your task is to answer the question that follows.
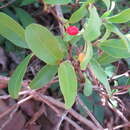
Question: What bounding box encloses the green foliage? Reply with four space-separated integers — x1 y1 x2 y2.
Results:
99 39 130 58
0 12 28 48
83 77 93 96
20 0 36 6
89 59 111 95
58 61 77 109
25 24 64 65
102 0 110 10
15 8 35 27
44 0 71 5
107 8 130 23
8 54 33 99
84 5 102 42
69 4 87 24
30 65 58 89
97 52 119 65
1 0 130 111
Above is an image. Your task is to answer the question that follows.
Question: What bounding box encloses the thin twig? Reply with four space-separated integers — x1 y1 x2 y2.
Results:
108 102 128 123
0 90 31 99
113 122 130 130
0 95 33 119
0 0 16 9
54 110 68 130
65 117 84 130
0 106 19 130
40 95 99 130
33 92 61 115
55 5 65 36
26 103 47 126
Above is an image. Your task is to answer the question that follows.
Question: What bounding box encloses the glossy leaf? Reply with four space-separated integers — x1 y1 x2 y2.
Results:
83 77 93 96
107 8 130 23
30 65 58 89
0 12 28 48
44 0 71 5
89 58 111 95
84 5 102 42
69 5 87 23
58 61 77 109
25 24 64 65
15 8 35 27
80 42 93 70
97 52 119 65
99 39 130 58
8 54 33 99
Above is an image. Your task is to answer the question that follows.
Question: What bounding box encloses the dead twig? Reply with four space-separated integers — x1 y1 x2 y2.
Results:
55 5 65 36
40 95 99 130
0 106 19 130
65 117 84 130
0 95 33 119
0 0 16 9
54 110 68 130
108 102 128 123
26 103 47 126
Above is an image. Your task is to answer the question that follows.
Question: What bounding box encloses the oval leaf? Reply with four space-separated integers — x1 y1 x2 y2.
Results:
8 54 33 99
30 65 58 89
89 58 111 96
58 61 77 109
84 5 102 42
97 52 120 65
105 23 130 52
25 24 64 65
107 8 130 23
15 8 35 27
99 39 130 58
69 5 87 24
0 12 28 48
44 0 71 5
83 77 93 96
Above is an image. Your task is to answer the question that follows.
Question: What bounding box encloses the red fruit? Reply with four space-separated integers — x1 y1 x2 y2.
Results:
66 26 79 35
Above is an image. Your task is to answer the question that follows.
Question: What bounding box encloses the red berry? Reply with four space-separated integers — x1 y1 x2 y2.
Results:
66 26 79 36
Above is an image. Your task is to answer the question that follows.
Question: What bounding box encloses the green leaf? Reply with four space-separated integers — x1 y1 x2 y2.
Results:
97 52 120 65
99 39 130 58
89 58 111 96
20 0 36 6
102 0 110 10
83 77 93 96
25 24 64 65
101 1 115 18
107 8 130 23
69 5 87 23
105 23 130 51
15 8 35 27
0 12 28 48
58 61 77 109
94 105 105 124
8 54 33 99
80 42 93 70
30 65 58 89
84 5 102 42
44 0 71 5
